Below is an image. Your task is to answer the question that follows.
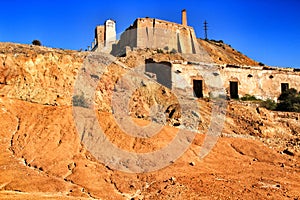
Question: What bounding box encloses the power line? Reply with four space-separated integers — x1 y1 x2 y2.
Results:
204 20 208 40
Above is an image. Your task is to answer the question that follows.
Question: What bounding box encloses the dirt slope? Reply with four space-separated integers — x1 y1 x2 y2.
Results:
1 97 300 199
198 39 259 66
0 42 299 199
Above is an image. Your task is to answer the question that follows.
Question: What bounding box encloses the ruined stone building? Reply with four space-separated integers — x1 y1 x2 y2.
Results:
91 10 300 101
92 19 116 52
92 10 198 55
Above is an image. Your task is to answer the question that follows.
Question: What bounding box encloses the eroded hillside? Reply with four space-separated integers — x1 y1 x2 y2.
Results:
0 42 299 199
198 39 259 66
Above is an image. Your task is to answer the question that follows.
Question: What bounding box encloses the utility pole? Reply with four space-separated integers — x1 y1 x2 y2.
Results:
204 20 208 40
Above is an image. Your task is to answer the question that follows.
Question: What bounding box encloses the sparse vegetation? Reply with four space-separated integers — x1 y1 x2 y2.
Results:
260 99 277 110
239 90 300 113
170 49 177 54
32 40 42 46
277 88 300 112
259 88 300 112
209 39 224 43
157 48 163 53
72 94 89 108
241 94 259 101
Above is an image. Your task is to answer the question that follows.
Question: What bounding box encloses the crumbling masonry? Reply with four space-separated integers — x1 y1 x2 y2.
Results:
91 10 300 101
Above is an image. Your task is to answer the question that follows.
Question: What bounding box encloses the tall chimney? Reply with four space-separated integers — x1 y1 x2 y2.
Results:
182 9 187 26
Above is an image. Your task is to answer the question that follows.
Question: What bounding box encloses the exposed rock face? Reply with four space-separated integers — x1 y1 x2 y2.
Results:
0 42 300 199
0 43 87 106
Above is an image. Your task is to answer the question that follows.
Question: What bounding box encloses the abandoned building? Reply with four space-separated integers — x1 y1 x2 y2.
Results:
91 10 300 101
92 19 116 52
92 9 199 55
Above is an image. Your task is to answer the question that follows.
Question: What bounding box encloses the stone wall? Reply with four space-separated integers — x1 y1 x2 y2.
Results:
166 62 300 101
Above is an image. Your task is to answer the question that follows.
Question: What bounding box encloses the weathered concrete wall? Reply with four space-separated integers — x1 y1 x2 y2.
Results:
145 59 172 89
112 25 137 56
220 66 300 100
171 63 221 98
169 62 300 101
95 26 105 47
112 17 199 56
135 18 198 54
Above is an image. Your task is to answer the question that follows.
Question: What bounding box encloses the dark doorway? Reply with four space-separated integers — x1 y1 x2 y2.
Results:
281 83 289 93
193 80 203 98
230 81 239 99
145 59 172 89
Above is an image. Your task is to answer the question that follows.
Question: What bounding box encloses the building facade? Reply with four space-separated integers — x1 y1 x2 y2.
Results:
91 11 300 100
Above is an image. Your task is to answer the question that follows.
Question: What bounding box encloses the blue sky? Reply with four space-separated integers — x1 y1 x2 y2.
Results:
0 0 299 68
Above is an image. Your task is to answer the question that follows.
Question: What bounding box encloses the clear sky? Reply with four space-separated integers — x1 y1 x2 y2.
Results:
1 0 299 68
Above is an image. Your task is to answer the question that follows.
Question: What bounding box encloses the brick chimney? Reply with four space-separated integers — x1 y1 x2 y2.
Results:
182 9 187 26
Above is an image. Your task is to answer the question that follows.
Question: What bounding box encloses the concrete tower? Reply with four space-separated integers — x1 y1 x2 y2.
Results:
95 26 105 47
93 19 116 52
182 9 187 26
104 19 116 47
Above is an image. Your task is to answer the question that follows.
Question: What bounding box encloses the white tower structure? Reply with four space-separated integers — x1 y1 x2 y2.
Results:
93 19 116 52
104 19 116 48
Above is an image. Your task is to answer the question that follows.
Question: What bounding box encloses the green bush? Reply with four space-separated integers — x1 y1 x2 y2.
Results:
157 49 163 53
32 40 42 46
241 94 259 101
210 39 224 43
72 94 89 108
278 88 297 101
170 48 177 54
259 88 300 112
260 99 277 110
277 88 300 112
